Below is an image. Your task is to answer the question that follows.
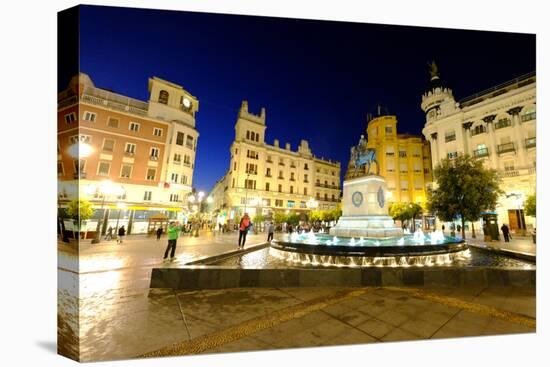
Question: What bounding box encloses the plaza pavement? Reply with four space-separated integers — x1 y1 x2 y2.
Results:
57 230 536 362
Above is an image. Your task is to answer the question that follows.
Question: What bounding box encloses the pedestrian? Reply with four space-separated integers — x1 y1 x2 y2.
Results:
267 221 274 242
163 221 183 261
457 224 461 233
441 224 445 233
288 224 293 234
501 223 511 242
105 226 113 240
117 225 126 244
238 213 252 250
156 226 163 241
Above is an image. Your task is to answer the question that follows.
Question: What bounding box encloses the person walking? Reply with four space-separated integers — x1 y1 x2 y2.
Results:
441 224 445 233
163 221 183 261
105 226 113 240
267 221 274 242
156 226 163 241
117 225 126 244
238 213 252 250
501 223 511 243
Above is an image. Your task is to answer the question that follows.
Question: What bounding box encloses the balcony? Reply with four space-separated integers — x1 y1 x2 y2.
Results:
246 171 258 175
124 151 135 157
73 172 86 179
304 180 309 183
80 86 149 116
278 176 284 180
521 112 536 122
149 156 158 161
399 152 407 158
525 137 536 149
290 178 295 181
497 142 516 155
290 164 296 168
473 147 490 158
265 173 272 177
471 128 486 137
279 162 285 166
266 159 273 163
499 166 535 178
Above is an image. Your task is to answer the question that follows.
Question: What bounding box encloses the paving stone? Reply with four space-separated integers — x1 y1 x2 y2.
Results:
335 309 372 327
375 309 412 327
380 327 420 342
356 318 395 339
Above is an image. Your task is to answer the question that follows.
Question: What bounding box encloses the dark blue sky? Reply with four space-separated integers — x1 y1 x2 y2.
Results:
73 5 535 192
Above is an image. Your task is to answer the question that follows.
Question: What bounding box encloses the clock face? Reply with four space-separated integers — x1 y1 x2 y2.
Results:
352 191 363 207
182 98 191 108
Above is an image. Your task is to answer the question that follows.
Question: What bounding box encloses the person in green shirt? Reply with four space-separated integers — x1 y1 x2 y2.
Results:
163 221 183 261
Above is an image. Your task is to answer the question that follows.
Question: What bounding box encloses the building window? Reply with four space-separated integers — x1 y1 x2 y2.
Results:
144 191 152 201
186 135 194 149
97 162 110 176
73 159 85 176
290 172 295 181
171 173 178 183
304 163 309 170
153 127 163 137
304 174 308 183
444 131 456 142
316 193 320 199
267 155 273 163
169 194 180 202
150 147 160 160
180 175 188 185
400 180 408 190
399 150 407 158
159 90 169 104
278 171 284 179
184 155 191 166
275 199 283 207
176 132 184 146
124 143 136 155
386 146 395 156
120 164 132 178
146 168 156 181
82 111 96 122
246 131 250 140
266 167 272 177
287 200 295 208
266 182 270 191
57 162 64 176
471 124 486 136
233 162 237 171
495 118 512 130
278 184 282 193
387 160 395 172
290 186 294 194
69 134 92 145
129 122 140 132
64 112 76 124
102 139 115 152
521 107 536 122
304 187 307 195
174 153 182 164
447 151 458 159
107 117 119 128
385 125 392 135
245 179 256 189
232 178 235 188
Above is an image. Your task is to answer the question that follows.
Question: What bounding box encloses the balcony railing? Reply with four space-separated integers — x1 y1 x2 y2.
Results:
473 147 490 158
445 135 456 143
246 171 258 175
525 137 536 149
521 112 536 122
81 86 149 116
497 142 516 154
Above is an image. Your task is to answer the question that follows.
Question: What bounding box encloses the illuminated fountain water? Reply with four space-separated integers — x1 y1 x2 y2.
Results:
270 137 468 267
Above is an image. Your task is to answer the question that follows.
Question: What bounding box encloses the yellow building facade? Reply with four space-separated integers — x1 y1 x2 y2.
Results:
347 115 433 210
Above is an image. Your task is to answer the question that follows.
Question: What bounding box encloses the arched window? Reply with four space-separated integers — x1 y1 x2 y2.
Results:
246 131 250 140
471 124 486 136
159 90 169 104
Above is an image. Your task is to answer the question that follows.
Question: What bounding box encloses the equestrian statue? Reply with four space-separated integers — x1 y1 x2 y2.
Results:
351 135 380 177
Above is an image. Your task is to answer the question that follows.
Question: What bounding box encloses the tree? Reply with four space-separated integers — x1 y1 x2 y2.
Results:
309 210 323 223
389 202 409 224
407 203 423 232
287 212 300 226
66 199 95 239
273 212 288 225
428 154 503 239
525 193 536 218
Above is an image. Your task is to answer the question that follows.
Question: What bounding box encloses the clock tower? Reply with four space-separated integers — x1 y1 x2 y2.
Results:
420 61 456 124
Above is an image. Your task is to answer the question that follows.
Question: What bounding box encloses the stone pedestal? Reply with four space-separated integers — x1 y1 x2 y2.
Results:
330 175 403 238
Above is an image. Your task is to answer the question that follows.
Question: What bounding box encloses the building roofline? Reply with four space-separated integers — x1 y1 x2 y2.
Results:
459 71 535 107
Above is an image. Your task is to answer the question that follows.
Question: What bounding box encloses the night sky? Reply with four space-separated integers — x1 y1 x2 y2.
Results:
72 5 535 192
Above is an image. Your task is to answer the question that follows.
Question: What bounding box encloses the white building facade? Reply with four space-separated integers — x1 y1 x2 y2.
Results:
209 101 341 224
421 66 536 232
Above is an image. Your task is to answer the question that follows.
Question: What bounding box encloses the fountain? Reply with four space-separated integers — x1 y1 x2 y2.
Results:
270 134 467 267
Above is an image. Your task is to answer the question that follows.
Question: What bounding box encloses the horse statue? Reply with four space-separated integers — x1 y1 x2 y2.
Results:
351 135 380 176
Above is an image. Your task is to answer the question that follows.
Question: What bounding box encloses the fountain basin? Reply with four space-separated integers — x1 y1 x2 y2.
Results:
271 232 468 267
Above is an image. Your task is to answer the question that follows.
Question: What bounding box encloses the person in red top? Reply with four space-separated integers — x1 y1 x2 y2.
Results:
238 213 252 250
